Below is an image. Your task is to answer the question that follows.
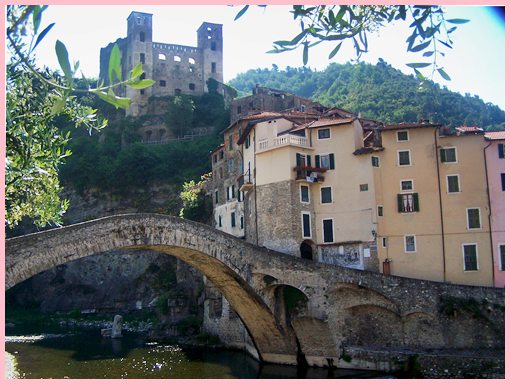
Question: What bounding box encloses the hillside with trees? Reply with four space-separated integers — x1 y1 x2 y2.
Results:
228 60 505 131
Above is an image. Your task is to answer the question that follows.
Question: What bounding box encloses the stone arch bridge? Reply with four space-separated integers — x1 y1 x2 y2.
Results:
6 214 504 371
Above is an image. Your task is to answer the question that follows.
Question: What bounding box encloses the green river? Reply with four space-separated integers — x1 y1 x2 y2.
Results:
5 330 393 379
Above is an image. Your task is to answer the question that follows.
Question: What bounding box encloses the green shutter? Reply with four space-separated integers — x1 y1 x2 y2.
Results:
306 155 311 166
440 148 446 162
397 194 404 212
413 193 420 212
329 153 335 170
315 155 320 168
296 153 301 166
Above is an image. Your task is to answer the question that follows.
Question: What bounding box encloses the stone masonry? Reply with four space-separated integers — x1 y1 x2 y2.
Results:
6 214 505 376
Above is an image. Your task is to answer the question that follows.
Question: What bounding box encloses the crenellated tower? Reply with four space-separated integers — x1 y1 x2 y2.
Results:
197 22 223 91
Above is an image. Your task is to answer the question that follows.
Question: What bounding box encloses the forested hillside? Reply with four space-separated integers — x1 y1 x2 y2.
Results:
228 60 505 130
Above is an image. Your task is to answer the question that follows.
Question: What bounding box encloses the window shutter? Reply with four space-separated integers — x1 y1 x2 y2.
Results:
413 193 420 212
329 153 335 169
296 153 301 166
397 194 404 212
315 155 320 168
440 148 446 163
306 155 311 166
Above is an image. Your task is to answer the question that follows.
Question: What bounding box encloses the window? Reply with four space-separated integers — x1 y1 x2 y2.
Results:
213 154 217 164
302 213 311 238
404 235 416 253
211 62 216 73
447 175 460 193
189 57 196 65
321 187 332 204
226 187 230 200
501 173 505 191
237 190 244 202
218 215 222 228
245 134 251 149
211 41 217 51
498 143 505 159
499 244 505 271
226 159 234 173
231 212 236 228
159 80 166 87
219 150 224 160
377 206 383 217
300 105 306 112
440 147 457 163
300 185 310 203
173 55 181 62
231 185 236 200
228 135 233 150
174 88 182 95
382 237 387 248
237 105 242 114
323 219 334 243
318 128 331 139
360 184 368 191
398 150 411 166
240 216 244 230
371 156 380 167
400 180 413 191
140 32 145 42
315 154 335 170
396 130 409 142
158 53 166 60
214 190 219 204
467 208 481 229
463 244 478 271
140 53 145 64
397 193 419 213
189 83 195 91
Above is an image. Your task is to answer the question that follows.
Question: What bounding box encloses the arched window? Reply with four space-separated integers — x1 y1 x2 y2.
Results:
173 55 181 62
188 57 195 65
158 53 166 61
300 241 313 260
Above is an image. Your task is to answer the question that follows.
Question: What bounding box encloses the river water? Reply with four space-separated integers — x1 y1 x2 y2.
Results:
5 330 392 379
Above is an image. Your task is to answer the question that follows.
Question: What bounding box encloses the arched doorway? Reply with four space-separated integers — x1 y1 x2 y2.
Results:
300 241 313 260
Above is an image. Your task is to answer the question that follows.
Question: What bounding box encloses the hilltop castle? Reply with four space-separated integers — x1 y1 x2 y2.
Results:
100 11 223 116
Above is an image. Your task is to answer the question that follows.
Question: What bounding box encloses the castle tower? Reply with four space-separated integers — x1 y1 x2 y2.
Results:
197 22 223 92
125 11 153 116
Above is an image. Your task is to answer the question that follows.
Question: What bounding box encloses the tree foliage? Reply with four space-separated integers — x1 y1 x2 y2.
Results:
236 5 467 81
5 5 154 228
228 61 504 130
179 174 212 223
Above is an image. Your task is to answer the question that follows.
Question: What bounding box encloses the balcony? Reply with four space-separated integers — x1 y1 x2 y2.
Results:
258 134 310 152
294 165 327 183
238 169 253 192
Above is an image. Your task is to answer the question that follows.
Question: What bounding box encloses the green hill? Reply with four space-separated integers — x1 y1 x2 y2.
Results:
228 60 505 130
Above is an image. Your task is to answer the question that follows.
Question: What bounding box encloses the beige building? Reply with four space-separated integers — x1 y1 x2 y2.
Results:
375 122 493 286
236 112 382 271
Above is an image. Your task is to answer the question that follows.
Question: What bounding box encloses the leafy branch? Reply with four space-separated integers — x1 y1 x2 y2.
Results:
235 5 468 82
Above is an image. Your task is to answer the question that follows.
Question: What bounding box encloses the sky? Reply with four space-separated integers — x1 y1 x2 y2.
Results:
30 5 506 109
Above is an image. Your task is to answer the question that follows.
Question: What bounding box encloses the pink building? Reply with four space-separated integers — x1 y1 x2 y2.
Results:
484 131 505 287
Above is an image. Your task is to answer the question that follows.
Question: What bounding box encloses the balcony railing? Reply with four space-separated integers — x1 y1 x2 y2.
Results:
258 134 309 151
294 165 327 183
238 168 253 191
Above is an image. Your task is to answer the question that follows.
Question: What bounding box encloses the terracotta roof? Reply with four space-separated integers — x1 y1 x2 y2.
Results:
484 131 505 140
455 126 484 134
308 117 354 128
382 121 442 130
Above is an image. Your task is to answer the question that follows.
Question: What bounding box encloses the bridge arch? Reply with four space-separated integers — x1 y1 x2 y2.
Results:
5 214 298 365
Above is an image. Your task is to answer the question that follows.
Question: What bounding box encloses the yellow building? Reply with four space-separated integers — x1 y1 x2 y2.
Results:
375 122 493 286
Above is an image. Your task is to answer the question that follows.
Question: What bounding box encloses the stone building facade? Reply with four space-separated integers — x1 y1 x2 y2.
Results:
100 11 223 116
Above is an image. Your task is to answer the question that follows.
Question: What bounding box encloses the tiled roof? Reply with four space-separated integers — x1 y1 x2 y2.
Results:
382 121 442 130
308 117 354 128
484 131 505 140
210 143 224 154
455 126 484 134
